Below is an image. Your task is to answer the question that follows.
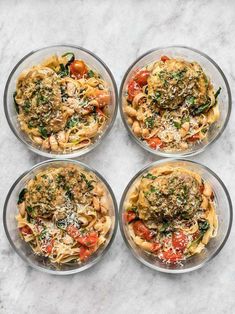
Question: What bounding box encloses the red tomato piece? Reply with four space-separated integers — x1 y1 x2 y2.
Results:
161 249 183 262
96 107 105 116
172 231 188 251
132 221 153 241
76 232 99 248
67 224 80 240
79 246 92 261
20 225 32 235
150 242 161 252
161 56 170 62
70 60 87 78
123 211 136 223
127 80 141 101
134 70 150 87
146 137 163 149
92 90 110 107
45 239 54 254
187 133 200 142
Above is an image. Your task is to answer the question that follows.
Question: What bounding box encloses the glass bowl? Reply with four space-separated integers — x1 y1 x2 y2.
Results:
119 46 232 157
4 44 118 158
119 159 232 273
3 159 118 275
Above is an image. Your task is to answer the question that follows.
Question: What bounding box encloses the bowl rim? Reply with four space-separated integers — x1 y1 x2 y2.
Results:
4 44 118 159
119 158 233 273
119 45 232 157
3 159 118 275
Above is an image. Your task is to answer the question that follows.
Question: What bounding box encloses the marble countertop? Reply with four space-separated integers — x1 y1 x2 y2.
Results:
0 0 235 313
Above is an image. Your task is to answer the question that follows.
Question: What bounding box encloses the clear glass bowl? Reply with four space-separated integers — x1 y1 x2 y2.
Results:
119 46 232 157
3 159 118 275
119 159 232 273
4 45 118 158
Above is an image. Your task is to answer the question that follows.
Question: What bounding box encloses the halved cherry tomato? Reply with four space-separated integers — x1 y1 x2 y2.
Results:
146 137 163 149
172 231 188 251
150 242 161 252
127 80 141 101
92 89 110 107
45 239 54 254
132 221 153 241
123 211 136 223
20 226 32 235
67 225 98 248
77 232 99 248
187 133 200 142
70 60 87 78
161 249 183 262
161 56 170 62
79 246 92 261
134 70 150 87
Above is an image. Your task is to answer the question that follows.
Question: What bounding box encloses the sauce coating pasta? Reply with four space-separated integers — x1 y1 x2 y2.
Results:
123 166 218 263
14 53 111 153
124 56 221 152
16 165 112 264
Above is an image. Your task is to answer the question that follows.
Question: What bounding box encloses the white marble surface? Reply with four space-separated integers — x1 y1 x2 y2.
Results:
0 0 235 313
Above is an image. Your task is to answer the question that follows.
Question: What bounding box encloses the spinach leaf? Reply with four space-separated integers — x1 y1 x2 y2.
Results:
215 87 221 99
87 70 95 78
198 219 210 234
66 117 79 129
38 126 48 139
62 52 75 66
193 103 210 115
173 121 181 129
17 188 27 204
58 63 69 77
143 173 157 179
13 91 19 113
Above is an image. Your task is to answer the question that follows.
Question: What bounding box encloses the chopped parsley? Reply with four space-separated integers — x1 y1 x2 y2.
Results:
66 117 79 129
173 121 181 129
38 126 48 139
87 70 95 78
143 173 157 180
145 116 155 129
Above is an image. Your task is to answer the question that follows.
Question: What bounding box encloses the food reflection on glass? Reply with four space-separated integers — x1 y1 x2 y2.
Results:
123 165 218 264
16 165 112 264
124 56 221 152
14 52 111 153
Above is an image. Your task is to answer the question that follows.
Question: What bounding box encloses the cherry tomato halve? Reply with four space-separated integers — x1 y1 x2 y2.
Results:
146 137 163 150
20 225 33 235
132 221 153 241
187 133 200 142
161 56 170 62
134 70 150 87
150 242 161 252
172 231 188 251
161 249 183 263
127 80 141 101
80 246 92 261
92 90 110 107
123 211 136 223
70 60 87 78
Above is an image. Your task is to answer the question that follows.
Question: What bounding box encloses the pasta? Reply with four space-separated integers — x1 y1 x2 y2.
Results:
14 53 111 153
123 165 218 263
124 55 221 152
16 165 112 264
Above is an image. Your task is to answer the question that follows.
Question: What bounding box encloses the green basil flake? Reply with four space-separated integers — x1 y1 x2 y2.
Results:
143 173 157 179
145 116 154 129
17 188 27 204
215 87 221 99
66 117 79 129
87 70 95 78
26 206 33 213
38 229 47 240
186 96 195 106
23 100 31 113
173 121 181 129
198 219 210 234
